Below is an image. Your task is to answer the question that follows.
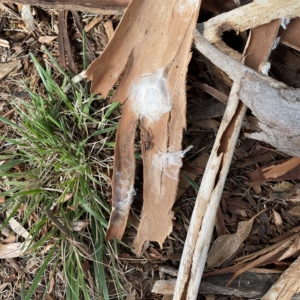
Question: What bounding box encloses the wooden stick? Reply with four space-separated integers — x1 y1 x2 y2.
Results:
261 255 300 300
2 0 128 15
174 20 281 299
197 0 300 43
153 270 300 299
174 81 246 300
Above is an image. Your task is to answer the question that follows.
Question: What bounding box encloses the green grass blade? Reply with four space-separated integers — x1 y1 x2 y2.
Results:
24 243 57 300
182 172 200 192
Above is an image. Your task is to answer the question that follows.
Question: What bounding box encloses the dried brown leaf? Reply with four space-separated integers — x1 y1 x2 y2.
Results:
70 220 89 231
273 209 283 227
236 233 299 265
285 206 300 224
103 20 115 42
127 290 136 300
38 36 58 44
7 215 32 240
207 218 254 268
0 283 10 292
273 181 294 192
48 270 55 294
0 241 30 258
63 192 73 202
0 62 21 81
177 152 208 200
250 160 300 183
152 279 177 295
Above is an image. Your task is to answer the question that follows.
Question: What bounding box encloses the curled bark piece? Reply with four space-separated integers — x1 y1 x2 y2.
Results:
193 29 300 157
106 101 138 240
280 17 300 52
197 0 300 43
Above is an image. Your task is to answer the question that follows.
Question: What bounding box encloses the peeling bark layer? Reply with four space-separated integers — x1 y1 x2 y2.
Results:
193 29 300 158
86 0 201 255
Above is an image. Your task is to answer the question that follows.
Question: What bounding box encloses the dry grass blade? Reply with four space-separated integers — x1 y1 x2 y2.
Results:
44 209 93 259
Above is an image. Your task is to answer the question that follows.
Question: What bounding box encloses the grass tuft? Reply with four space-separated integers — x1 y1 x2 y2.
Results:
0 48 126 299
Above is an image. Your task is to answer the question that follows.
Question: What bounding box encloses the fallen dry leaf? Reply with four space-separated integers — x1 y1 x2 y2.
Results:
177 152 208 200
38 35 58 44
70 220 89 231
285 206 300 224
273 209 283 227
0 241 31 258
0 283 10 292
0 62 21 81
103 20 115 42
207 214 258 269
152 279 177 295
127 289 136 300
7 215 32 240
2 236 16 244
62 192 73 202
48 270 55 294
273 181 294 192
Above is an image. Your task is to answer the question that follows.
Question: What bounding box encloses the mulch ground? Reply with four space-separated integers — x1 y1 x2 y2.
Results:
1 3 300 300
